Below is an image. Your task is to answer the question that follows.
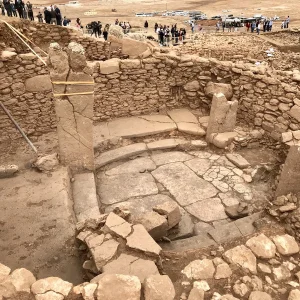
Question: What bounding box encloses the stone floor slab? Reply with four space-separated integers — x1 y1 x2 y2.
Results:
160 233 216 252
151 151 193 166
167 108 198 123
98 173 158 205
73 173 100 222
108 115 176 138
208 222 242 243
93 122 111 148
185 158 212 176
234 212 261 236
95 143 147 168
177 122 206 136
151 162 218 206
105 157 156 176
185 198 227 222
147 139 186 151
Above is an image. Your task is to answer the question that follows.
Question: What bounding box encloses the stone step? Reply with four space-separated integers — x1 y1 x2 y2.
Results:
95 143 148 168
72 172 101 222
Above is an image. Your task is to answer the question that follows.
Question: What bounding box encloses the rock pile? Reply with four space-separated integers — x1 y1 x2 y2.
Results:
76 212 163 281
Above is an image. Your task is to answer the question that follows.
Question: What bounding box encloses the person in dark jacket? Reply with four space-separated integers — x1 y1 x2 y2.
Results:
26 1 33 20
44 7 51 23
49 6 57 24
4 0 12 16
11 1 17 16
103 24 109 40
54 5 61 25
14 0 23 17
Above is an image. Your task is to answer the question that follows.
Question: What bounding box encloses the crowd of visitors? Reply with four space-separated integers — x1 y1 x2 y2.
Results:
87 21 110 40
153 22 187 46
115 19 131 33
1 0 34 20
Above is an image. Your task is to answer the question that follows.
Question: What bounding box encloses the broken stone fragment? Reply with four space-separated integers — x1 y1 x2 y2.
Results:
225 204 249 219
126 224 162 256
103 212 132 238
10 268 36 294
153 201 181 229
182 259 215 280
272 234 300 255
223 245 257 274
273 265 291 281
34 153 59 172
136 211 168 240
103 253 159 282
279 203 297 212
214 263 232 279
226 153 250 169
96 274 141 300
246 234 276 259
0 165 19 178
187 286 204 300
31 277 73 297
144 275 175 300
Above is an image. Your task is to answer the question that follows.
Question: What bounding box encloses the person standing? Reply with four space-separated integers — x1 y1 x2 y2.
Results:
15 0 24 18
191 21 194 34
91 21 98 37
44 7 51 23
36 11 43 22
4 0 12 16
286 16 290 28
144 20 148 32
165 26 170 46
22 0 27 18
257 21 261 34
11 0 17 16
97 21 102 37
154 22 158 33
26 1 33 20
54 5 61 25
216 21 220 32
49 6 57 24
103 24 109 41
269 19 273 31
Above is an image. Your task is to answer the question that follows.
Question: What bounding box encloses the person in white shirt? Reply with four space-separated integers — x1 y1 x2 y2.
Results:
257 22 261 34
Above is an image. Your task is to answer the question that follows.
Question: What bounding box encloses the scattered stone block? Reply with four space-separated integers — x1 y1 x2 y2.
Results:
104 212 132 238
187 286 205 300
96 274 141 300
34 153 59 172
273 265 291 281
136 211 168 240
10 268 36 294
182 259 215 280
246 234 276 259
153 201 181 229
144 275 175 300
209 132 238 149
272 234 300 255
0 165 18 178
223 245 257 274
168 213 194 240
225 154 250 169
126 224 162 256
214 263 232 279
103 254 159 282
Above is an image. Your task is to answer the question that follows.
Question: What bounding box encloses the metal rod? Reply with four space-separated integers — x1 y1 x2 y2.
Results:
0 101 38 154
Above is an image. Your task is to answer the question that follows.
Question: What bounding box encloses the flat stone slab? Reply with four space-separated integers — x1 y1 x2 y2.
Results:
208 222 242 243
233 212 261 236
98 173 158 205
103 254 159 282
105 194 177 222
108 115 176 138
226 154 250 169
73 173 101 222
93 123 111 148
126 224 162 256
95 143 148 168
161 233 216 252
167 108 198 123
185 198 227 222
147 139 186 150
177 122 206 136
152 162 218 206
151 151 193 166
105 157 156 175
185 158 212 176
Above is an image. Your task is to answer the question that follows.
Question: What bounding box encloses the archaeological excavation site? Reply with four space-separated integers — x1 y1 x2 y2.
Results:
2 19 300 300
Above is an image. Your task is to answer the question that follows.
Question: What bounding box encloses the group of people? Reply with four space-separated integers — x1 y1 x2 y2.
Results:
115 19 131 33
1 0 34 20
245 20 273 33
154 23 187 46
88 21 110 40
281 16 290 29
41 5 61 25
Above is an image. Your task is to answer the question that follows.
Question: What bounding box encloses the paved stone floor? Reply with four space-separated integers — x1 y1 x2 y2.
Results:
97 148 269 248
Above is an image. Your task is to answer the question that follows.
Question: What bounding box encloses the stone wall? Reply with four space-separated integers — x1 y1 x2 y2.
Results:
0 20 122 61
92 52 300 144
1 46 300 144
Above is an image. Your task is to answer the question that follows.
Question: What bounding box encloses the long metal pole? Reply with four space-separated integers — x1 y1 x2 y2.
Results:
0 101 38 154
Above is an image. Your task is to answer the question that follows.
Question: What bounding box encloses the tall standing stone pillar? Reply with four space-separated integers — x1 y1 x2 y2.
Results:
206 93 238 148
276 145 300 197
48 42 94 171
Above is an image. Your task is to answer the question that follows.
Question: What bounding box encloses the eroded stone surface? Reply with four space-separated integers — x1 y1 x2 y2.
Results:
151 151 193 166
144 275 175 300
246 234 276 259
182 259 215 280
152 162 218 206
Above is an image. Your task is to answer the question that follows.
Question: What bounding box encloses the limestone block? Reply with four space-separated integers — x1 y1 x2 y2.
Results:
99 58 120 74
120 59 141 69
0 165 18 178
226 154 250 169
182 259 215 280
289 105 300 122
246 234 276 259
272 234 299 255
96 274 141 300
205 82 233 99
209 132 238 149
34 153 59 172
25 75 52 92
144 275 175 300
153 201 181 229
104 212 132 238
184 80 200 91
10 268 36 294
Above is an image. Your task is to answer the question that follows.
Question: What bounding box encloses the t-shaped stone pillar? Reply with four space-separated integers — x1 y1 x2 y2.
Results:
48 42 94 171
206 93 238 148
